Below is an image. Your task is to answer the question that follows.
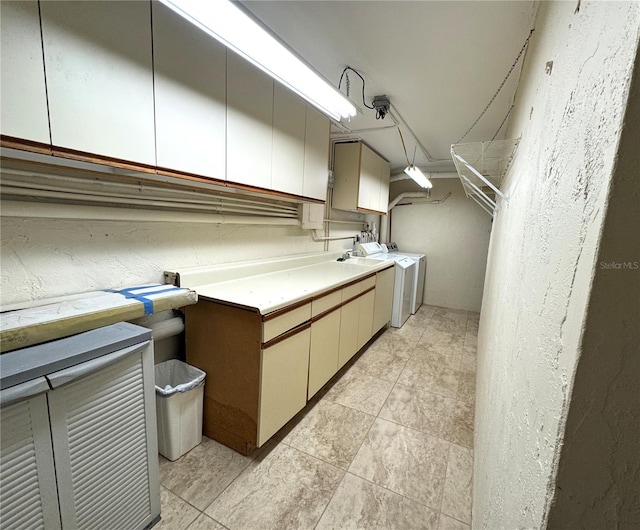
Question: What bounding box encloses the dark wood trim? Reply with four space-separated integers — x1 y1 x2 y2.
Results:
262 321 311 349
2 140 325 204
262 299 312 322
310 304 342 323
341 285 376 307
340 272 377 290
50 146 158 173
157 167 227 189
357 206 388 215
1 136 52 155
311 283 344 300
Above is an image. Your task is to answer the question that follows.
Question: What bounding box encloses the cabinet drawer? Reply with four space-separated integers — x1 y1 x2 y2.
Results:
263 303 311 343
312 290 342 317
342 275 376 301
360 276 376 291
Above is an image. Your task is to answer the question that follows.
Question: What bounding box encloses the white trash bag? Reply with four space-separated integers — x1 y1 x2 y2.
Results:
155 359 205 396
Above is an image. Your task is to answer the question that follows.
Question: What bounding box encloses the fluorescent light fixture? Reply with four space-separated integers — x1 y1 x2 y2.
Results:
404 166 433 188
159 0 357 122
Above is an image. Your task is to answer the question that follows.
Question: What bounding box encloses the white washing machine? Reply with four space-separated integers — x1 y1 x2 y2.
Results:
357 242 416 328
384 242 426 314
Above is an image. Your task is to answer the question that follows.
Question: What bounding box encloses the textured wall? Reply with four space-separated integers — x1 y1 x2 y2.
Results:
474 1 640 528
547 36 640 529
389 178 491 312
0 215 349 305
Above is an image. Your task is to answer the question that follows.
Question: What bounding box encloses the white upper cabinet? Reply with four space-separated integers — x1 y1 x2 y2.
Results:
332 141 390 214
40 1 155 165
152 2 226 179
303 106 330 201
272 84 306 196
379 158 391 212
0 1 50 144
227 53 274 189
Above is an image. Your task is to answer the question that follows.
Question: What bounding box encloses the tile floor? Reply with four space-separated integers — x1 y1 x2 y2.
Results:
157 305 477 530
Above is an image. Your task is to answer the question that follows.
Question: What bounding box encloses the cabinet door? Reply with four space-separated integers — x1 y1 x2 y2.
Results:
48 343 159 530
41 1 156 165
357 289 376 350
378 159 391 213
358 144 381 210
153 2 226 179
373 268 394 333
0 393 61 530
332 142 361 211
259 327 310 445
338 298 360 368
308 309 340 398
302 106 330 201
0 1 50 144
227 53 273 189
272 84 305 196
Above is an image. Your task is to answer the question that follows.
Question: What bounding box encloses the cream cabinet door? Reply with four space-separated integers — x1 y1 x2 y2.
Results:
373 267 394 332
152 2 226 179
41 1 156 165
0 391 61 530
358 144 381 210
338 297 360 368
259 327 310 445
0 1 50 144
357 290 376 350
272 84 306 196
308 309 341 399
302 106 330 201
227 53 273 189
378 159 391 213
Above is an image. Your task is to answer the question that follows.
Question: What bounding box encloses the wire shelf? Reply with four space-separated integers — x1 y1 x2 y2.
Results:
450 138 519 216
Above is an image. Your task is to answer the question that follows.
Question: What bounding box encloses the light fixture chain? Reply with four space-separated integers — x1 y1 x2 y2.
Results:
455 29 535 145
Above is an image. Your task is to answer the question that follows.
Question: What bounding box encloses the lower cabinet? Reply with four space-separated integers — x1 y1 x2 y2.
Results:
373 266 394 333
185 266 394 455
0 330 159 530
308 308 341 399
259 327 311 445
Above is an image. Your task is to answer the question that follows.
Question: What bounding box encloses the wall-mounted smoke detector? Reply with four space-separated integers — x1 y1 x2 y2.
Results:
373 95 390 120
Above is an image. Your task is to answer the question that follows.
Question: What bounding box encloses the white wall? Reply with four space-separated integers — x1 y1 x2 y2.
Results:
389 177 491 312
0 208 361 306
474 2 640 528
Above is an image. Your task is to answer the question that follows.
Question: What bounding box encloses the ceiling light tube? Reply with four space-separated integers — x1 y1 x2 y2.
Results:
159 0 357 122
404 166 433 188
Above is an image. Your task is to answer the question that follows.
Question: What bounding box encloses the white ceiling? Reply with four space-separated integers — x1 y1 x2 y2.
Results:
242 0 537 174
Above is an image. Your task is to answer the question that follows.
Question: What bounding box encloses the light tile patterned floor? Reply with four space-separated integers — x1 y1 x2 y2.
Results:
157 305 477 530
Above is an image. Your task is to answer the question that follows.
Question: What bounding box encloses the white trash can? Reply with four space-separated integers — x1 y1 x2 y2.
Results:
154 359 206 461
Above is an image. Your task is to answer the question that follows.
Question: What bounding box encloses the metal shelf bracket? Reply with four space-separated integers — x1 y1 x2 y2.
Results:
450 138 519 217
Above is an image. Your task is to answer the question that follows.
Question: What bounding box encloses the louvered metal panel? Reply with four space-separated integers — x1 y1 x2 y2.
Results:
48 343 159 530
0 395 61 530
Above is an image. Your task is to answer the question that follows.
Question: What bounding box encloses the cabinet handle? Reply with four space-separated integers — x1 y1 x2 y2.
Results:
0 377 50 407
46 341 150 389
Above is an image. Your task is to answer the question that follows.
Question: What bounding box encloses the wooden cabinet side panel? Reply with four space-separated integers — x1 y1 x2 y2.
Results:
0 1 50 144
41 1 156 165
185 302 261 454
373 267 394 332
332 142 361 211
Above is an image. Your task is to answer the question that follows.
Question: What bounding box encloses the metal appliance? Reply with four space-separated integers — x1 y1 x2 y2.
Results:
385 242 427 314
357 242 416 328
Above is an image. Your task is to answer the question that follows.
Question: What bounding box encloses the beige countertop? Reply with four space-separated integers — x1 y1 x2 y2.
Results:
169 253 394 314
